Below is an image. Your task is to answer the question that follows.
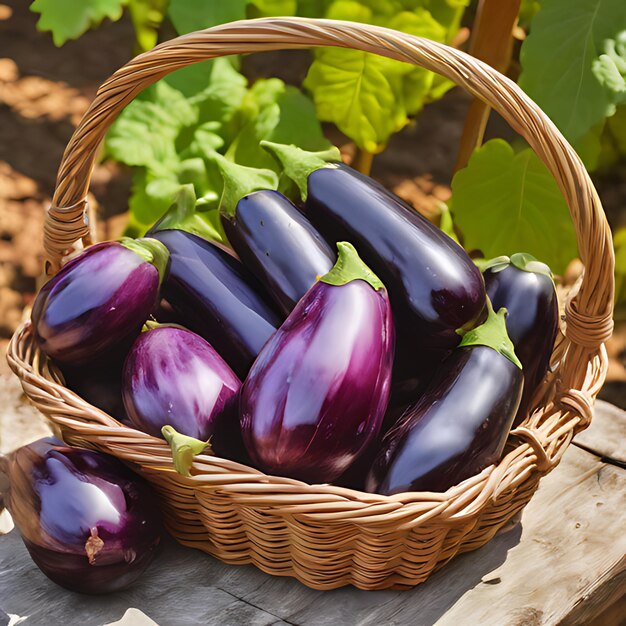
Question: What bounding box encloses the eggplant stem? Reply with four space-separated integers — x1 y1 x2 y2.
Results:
353 149 374 177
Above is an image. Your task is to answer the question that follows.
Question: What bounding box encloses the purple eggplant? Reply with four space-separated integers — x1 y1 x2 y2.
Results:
31 238 169 365
482 254 559 426
366 302 523 495
123 324 242 455
60 355 127 424
261 142 486 375
148 229 282 379
1 438 162 594
210 154 335 316
240 242 394 483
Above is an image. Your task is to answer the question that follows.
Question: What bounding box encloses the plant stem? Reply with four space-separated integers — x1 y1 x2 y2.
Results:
353 149 374 177
454 0 521 172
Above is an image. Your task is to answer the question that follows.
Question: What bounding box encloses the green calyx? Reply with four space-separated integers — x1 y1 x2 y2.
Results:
141 319 160 333
476 253 553 280
260 141 341 201
206 151 278 219
150 184 221 242
119 236 169 287
320 242 384 291
162 425 210 477
456 299 522 369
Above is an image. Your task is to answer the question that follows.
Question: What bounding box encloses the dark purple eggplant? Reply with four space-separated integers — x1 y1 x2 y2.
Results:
60 354 127 424
481 254 559 426
148 229 282 379
366 302 523 495
1 438 162 594
209 154 335 316
31 238 169 365
123 324 242 454
261 142 486 373
240 242 394 483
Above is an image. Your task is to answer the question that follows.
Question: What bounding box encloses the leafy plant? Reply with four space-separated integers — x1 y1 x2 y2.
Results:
450 139 577 275
104 59 330 235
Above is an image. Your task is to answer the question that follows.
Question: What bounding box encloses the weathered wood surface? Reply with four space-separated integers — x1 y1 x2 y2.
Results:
0 385 624 625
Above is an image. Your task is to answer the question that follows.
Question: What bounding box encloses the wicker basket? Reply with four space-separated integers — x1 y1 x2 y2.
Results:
7 18 615 591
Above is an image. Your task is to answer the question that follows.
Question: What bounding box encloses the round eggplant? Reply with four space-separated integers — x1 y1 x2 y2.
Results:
482 253 559 426
31 239 168 365
123 325 241 449
2 438 162 594
366 303 523 495
240 242 394 483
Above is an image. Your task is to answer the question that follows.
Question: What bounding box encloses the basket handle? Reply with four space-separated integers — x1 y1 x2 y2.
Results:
46 16 614 352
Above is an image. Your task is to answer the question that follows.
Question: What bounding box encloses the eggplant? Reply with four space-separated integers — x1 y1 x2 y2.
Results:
210 154 335 316
123 324 242 455
261 142 486 373
148 229 282 378
366 302 523 495
31 238 169 365
1 438 162 594
60 355 127 424
482 254 559 426
240 242 394 483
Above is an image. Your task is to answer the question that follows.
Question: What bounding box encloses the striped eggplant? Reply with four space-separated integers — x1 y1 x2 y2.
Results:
1 438 162 594
240 242 394 483
31 239 168 364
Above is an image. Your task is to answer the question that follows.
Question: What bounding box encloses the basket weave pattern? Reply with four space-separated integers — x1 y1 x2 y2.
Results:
7 18 615 590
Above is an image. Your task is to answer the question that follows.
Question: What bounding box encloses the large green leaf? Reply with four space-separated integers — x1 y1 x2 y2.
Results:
450 139 578 275
229 78 330 167
30 0 125 46
167 0 247 33
128 0 168 52
105 81 196 173
304 48 404 153
519 0 626 142
303 1 449 151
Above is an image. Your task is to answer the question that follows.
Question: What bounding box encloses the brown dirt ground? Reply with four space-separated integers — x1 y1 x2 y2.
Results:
1 0 626 403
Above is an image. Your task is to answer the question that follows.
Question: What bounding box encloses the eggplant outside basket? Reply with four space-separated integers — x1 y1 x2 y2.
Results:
7 17 615 591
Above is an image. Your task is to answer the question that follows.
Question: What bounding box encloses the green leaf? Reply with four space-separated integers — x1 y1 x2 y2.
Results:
251 0 297 15
230 78 330 168
303 1 449 151
519 0 626 142
128 170 182 226
167 0 247 33
593 31 626 103
450 139 578 275
105 81 196 173
304 47 404 153
128 0 168 53
30 0 125 46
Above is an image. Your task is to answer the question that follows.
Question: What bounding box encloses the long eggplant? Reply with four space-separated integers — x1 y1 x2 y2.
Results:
31 239 168 365
2 438 162 594
148 229 282 379
481 253 559 426
240 242 394 483
261 142 486 371
366 302 523 495
210 153 335 316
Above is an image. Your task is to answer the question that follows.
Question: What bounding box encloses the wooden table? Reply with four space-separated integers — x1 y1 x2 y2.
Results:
0 374 624 626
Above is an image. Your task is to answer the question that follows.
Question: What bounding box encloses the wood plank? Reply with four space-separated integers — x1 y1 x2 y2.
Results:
574 399 626 464
0 444 623 625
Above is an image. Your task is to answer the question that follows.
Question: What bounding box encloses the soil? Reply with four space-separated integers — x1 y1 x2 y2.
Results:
1 0 626 403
